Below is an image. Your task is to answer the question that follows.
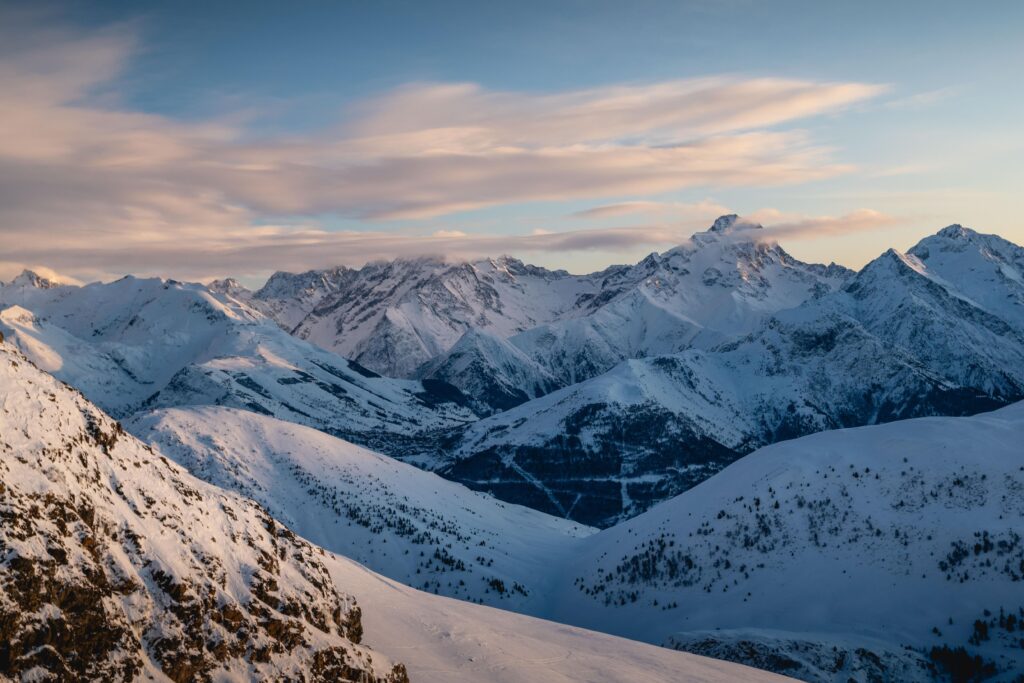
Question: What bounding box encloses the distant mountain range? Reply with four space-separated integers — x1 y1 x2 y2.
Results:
224 216 1024 526
5 217 1024 528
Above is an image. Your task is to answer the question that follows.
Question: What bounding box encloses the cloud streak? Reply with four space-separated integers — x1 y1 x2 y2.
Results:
746 208 899 240
0 13 888 282
2 209 898 285
571 200 731 219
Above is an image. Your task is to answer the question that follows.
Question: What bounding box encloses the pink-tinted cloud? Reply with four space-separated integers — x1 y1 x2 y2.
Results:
2 208 900 285
572 200 731 219
0 13 889 282
746 208 899 239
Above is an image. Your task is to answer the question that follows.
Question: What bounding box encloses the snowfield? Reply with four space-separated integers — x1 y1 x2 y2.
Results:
327 553 794 683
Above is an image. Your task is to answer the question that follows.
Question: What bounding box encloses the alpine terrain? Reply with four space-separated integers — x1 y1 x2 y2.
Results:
3 218 1023 682
0 340 789 683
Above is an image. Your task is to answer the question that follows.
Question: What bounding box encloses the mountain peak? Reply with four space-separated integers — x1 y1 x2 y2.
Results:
708 214 763 234
210 276 241 288
208 277 248 295
9 269 62 289
935 223 977 240
709 214 740 233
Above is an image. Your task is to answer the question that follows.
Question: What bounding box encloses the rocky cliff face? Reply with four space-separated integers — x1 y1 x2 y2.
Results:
0 343 408 682
255 256 600 379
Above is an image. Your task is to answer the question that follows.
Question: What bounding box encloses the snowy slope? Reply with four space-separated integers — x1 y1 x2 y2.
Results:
0 273 261 416
0 342 407 682
0 274 476 451
544 404 1024 681
0 340 789 683
0 305 145 409
128 405 592 613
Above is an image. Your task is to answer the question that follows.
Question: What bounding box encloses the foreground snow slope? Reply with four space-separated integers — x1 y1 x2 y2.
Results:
546 404 1024 680
126 378 1024 680
0 341 787 683
326 553 792 683
129 406 592 613
0 342 406 682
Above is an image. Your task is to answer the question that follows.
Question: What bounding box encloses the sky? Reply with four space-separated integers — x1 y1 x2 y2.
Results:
1 0 1022 286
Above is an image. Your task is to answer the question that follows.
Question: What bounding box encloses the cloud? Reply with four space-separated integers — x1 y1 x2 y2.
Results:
572 200 730 219
345 78 886 149
747 208 899 240
0 12 888 282
0 262 83 285
883 87 960 110
4 221 716 283
2 208 899 285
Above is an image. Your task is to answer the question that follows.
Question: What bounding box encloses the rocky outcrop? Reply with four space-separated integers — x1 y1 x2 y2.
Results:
0 344 408 682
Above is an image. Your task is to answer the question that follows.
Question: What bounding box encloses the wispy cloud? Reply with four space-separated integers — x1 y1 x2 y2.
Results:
746 208 899 240
3 209 899 285
571 200 730 219
883 86 960 110
0 13 888 282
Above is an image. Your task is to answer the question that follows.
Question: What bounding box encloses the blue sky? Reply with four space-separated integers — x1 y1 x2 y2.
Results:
2 0 1022 283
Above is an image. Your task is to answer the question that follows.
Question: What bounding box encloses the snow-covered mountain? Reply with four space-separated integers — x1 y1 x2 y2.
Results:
128 405 592 613
0 340 788 683
250 256 602 378
243 216 851 397
505 216 851 389
0 342 408 682
437 313 1001 527
908 224 1024 333
0 274 476 452
543 403 1024 681
5 221 1023 532
427 225 1024 526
